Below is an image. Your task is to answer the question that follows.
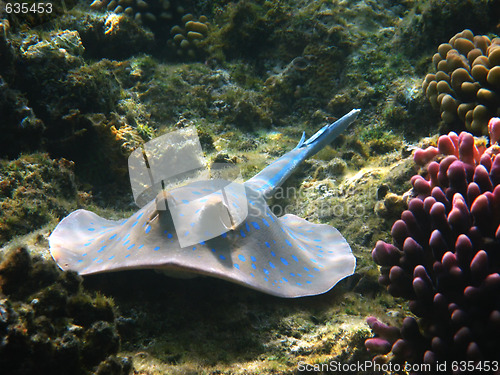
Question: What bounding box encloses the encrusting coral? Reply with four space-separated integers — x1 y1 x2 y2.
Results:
0 247 132 374
366 117 500 371
423 29 500 135
90 0 175 27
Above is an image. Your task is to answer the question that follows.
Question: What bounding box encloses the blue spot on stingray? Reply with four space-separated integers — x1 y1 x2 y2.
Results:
97 246 106 253
238 255 246 262
127 244 135 250
145 226 151 234
290 272 296 277
77 259 83 263
109 256 115 260
88 228 95 231
304 267 310 272
251 222 260 230
192 247 196 251
92 257 98 261
283 277 288 282
96 259 103 264
200 241 205 245
84 243 91 247
138 245 144 250
190 222 195 227
110 234 117 240
265 242 270 248
285 239 293 247
240 230 246 238
310 258 318 263
131 221 138 228
269 262 276 269
219 255 226 260
167 233 173 239
296 282 302 286
271 251 276 257
200 198 207 202
124 240 130 246
251 263 256 270
313 267 320 272
192 191 201 195
316 245 323 249
202 188 211 192
250 273 255 278
154 246 160 251
233 202 239 208
308 274 314 278
280 257 289 265
82 253 87 257
234 263 240 269
221 233 227 238
195 209 201 213
125 254 131 258
182 199 189 204
314 239 321 242
267 213 275 222
184 231 190 236
245 222 250 232
306 281 312 284
262 218 270 227
211 248 216 253
251 256 257 262
292 255 299 262
297 273 302 277
137 213 143 219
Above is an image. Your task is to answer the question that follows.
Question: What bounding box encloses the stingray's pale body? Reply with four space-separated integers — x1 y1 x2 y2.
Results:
50 110 360 297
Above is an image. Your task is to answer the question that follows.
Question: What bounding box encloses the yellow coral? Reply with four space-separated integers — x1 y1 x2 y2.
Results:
423 29 500 134
168 14 209 58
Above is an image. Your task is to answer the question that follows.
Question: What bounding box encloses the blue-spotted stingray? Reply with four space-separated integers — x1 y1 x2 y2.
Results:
50 109 360 297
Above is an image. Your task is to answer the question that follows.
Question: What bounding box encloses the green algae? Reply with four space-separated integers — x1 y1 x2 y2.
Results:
0 154 76 246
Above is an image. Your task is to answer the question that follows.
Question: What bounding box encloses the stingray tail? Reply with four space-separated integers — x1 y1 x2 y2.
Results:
246 109 360 196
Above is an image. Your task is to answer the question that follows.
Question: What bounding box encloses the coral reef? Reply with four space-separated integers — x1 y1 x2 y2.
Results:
423 29 500 134
367 118 500 370
0 154 76 245
88 0 207 58
0 247 132 374
168 14 209 59
89 0 178 29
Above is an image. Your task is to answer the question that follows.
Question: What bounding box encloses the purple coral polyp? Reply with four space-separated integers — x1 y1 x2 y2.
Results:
367 117 500 369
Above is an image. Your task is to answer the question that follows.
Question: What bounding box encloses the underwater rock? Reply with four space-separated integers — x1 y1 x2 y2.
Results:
0 154 76 245
0 247 132 374
423 29 500 135
367 119 500 371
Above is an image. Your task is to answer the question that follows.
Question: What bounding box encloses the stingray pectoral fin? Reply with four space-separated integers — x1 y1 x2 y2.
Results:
276 214 356 296
49 209 126 272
